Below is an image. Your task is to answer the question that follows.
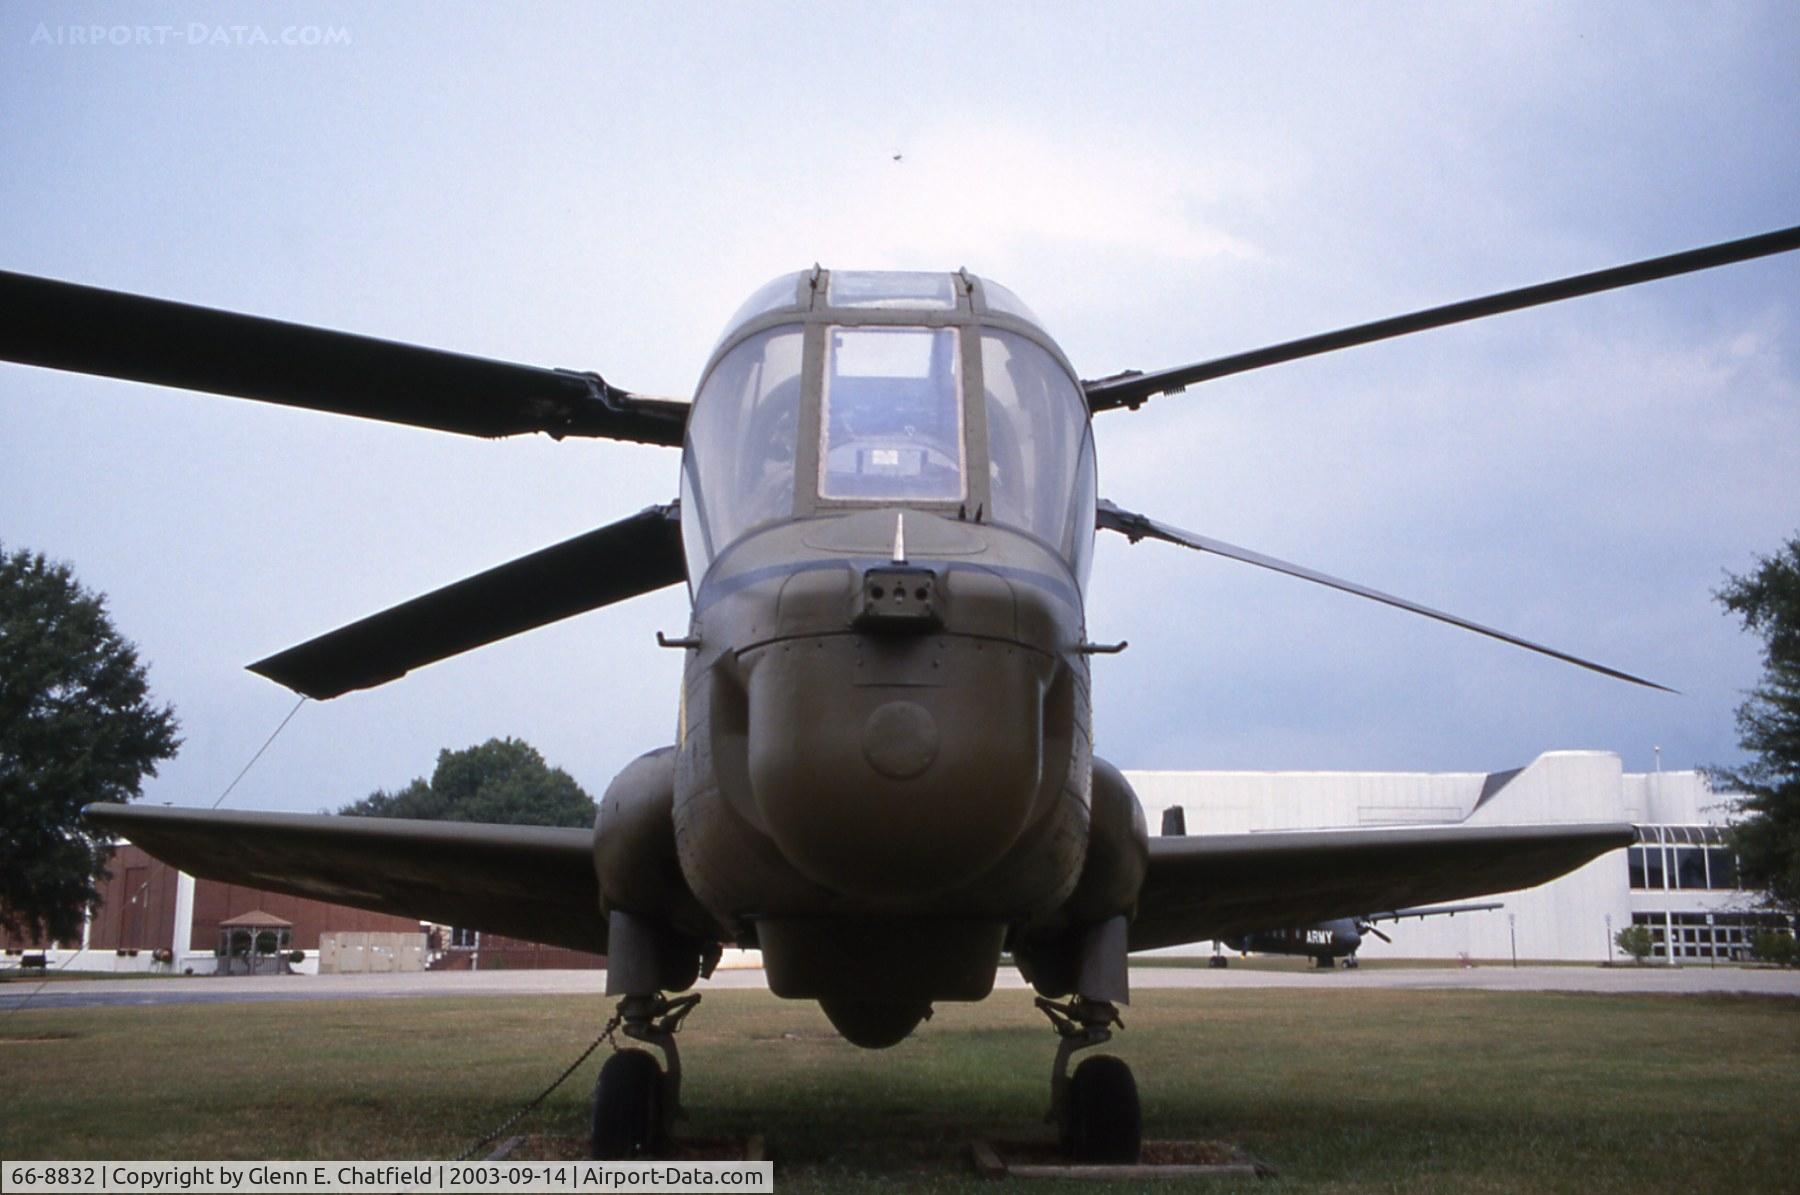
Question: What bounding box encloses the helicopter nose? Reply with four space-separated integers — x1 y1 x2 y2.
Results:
742 633 1050 900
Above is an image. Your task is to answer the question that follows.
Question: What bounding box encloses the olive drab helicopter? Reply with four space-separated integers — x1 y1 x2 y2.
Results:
4 223 1796 1162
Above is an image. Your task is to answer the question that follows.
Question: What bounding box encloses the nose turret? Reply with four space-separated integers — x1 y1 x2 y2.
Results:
679 508 1084 917
745 633 1049 897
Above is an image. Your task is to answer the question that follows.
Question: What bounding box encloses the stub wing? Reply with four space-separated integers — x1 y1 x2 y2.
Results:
84 803 606 954
1130 821 1631 951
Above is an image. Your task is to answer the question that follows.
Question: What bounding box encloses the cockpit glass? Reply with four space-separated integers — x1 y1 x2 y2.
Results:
683 326 804 580
981 329 1094 576
826 271 957 310
713 272 807 353
978 279 1043 326
819 326 965 502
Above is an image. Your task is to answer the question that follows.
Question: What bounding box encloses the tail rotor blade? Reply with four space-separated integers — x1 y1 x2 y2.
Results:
1096 499 1673 692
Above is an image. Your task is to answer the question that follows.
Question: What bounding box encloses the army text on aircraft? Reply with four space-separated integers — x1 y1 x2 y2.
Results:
1215 902 1504 969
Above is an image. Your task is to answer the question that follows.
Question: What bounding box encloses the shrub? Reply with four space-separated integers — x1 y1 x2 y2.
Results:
1751 931 1797 966
1615 925 1655 964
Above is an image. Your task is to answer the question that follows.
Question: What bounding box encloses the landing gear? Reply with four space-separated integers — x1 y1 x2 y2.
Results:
1066 1055 1142 1164
1342 955 1360 970
591 1048 663 1159
1037 995 1142 1164
589 992 701 1160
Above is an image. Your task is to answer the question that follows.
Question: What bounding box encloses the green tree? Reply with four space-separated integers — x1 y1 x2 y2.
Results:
0 546 180 942
1713 535 1800 915
338 737 596 827
1614 925 1654 965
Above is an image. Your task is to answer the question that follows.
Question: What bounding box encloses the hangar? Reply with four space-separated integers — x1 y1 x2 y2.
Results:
1130 751 1792 964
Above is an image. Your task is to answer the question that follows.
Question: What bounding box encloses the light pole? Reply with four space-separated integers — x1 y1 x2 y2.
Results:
1605 913 1614 964
1509 913 1518 968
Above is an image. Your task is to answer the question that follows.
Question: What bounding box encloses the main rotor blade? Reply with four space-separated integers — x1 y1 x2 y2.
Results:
1096 499 1672 691
252 502 686 699
1084 224 1800 412
0 270 688 445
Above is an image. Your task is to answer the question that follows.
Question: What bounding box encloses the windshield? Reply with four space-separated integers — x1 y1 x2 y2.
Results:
819 326 966 503
982 329 1095 581
681 326 804 580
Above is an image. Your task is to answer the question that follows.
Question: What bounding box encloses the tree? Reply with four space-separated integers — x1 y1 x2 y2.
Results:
1614 925 1654 965
1713 535 1800 916
0 546 180 943
338 737 596 828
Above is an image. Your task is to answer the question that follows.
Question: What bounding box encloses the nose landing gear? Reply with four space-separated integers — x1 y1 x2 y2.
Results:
1037 995 1141 1164
590 992 702 1159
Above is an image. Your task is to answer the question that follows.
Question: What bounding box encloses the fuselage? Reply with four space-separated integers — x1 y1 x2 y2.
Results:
595 269 1145 1043
1226 919 1365 961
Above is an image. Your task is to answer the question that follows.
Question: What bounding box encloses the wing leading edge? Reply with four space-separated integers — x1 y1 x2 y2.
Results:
1131 821 1632 952
84 803 606 954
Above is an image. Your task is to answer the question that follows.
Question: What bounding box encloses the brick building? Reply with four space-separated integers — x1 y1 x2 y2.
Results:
1 843 603 974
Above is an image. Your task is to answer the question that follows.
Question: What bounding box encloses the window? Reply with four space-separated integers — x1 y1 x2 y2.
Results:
682 326 806 581
1673 846 1709 891
978 278 1043 325
1629 828 1743 891
819 326 965 502
827 271 957 310
981 329 1095 579
718 271 807 341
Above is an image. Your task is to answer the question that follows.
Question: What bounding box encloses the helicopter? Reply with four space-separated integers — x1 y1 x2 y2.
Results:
4 222 1796 1162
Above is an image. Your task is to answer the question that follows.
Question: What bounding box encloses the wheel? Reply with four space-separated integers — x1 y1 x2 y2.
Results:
1062 1054 1141 1164
1209 955 1229 969
590 1048 664 1159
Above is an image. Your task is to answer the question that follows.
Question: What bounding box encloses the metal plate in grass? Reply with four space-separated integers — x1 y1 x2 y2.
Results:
972 1139 1275 1181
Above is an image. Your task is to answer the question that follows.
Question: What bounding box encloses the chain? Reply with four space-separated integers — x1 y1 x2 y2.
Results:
452 1013 622 1162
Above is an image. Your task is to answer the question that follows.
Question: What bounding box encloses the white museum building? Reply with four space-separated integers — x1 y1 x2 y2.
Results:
1128 751 1792 964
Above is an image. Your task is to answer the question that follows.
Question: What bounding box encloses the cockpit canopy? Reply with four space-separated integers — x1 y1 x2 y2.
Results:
681 269 1096 590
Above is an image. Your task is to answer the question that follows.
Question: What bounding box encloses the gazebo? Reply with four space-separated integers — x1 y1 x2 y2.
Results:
216 910 295 976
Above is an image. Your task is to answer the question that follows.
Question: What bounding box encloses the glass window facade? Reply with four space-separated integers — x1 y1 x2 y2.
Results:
1631 911 1796 961
1627 826 1742 892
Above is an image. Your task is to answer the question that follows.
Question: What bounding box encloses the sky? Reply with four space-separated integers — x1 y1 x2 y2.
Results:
2 4 1797 816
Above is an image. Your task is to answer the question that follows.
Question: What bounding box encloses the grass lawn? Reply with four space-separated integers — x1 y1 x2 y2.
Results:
3 987 1795 1192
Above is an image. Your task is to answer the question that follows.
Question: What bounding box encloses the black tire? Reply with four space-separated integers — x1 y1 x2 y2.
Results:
1063 1054 1141 1164
590 1048 664 1160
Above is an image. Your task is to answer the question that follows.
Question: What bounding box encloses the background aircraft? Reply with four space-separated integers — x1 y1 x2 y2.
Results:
6 225 1795 1159
1216 902 1504 969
